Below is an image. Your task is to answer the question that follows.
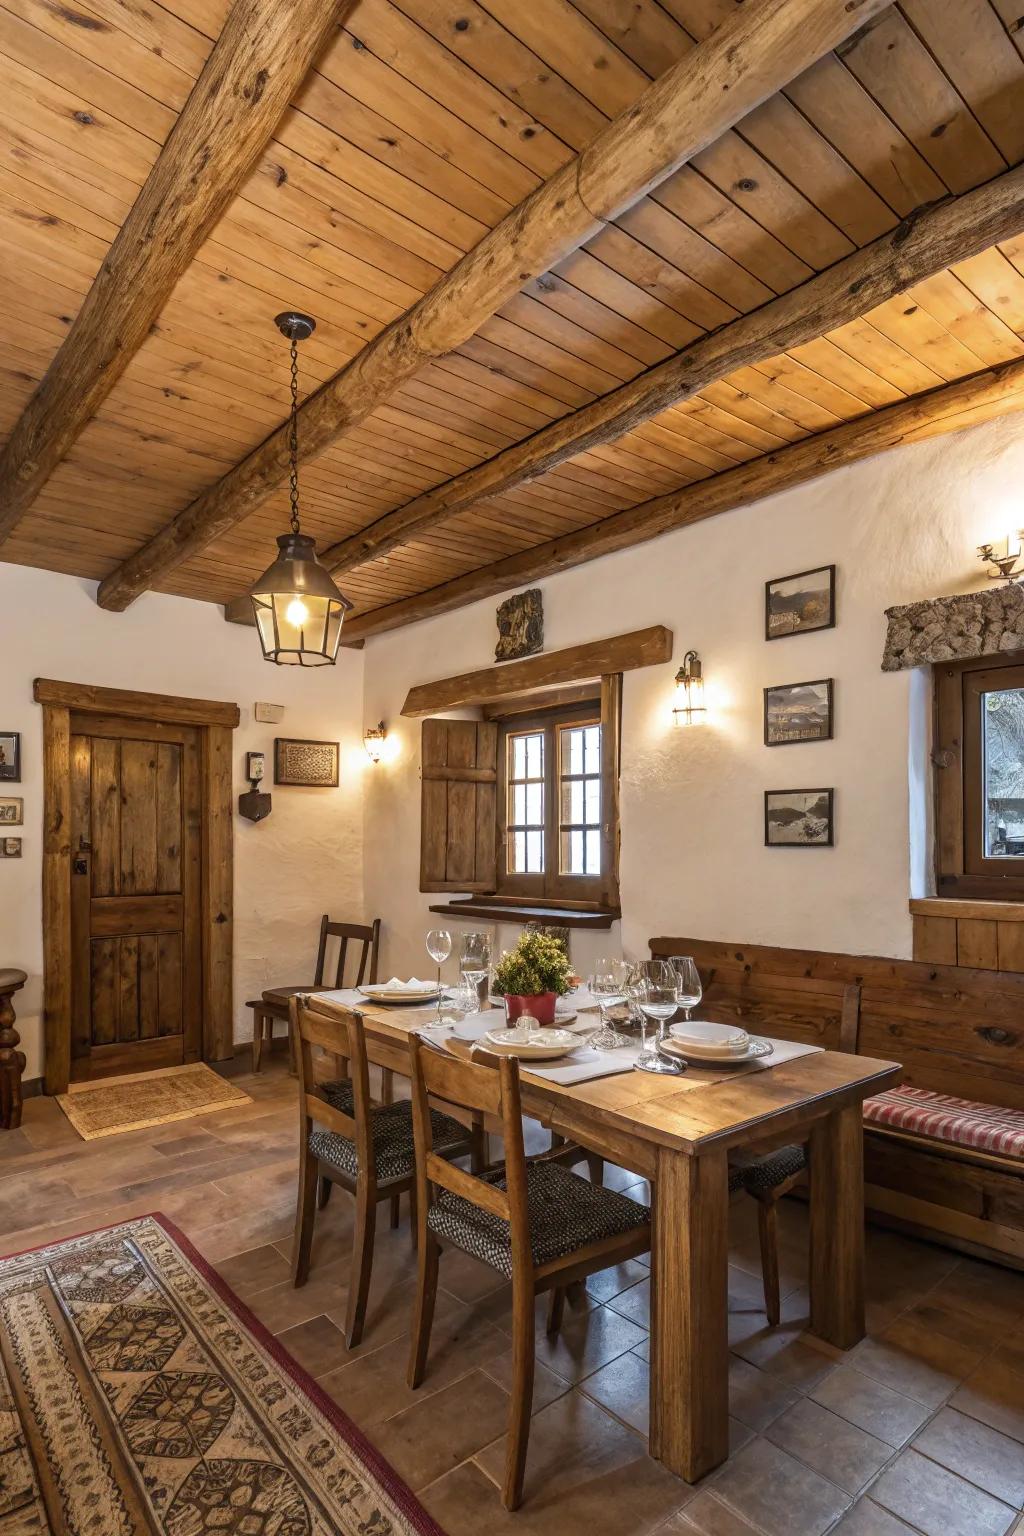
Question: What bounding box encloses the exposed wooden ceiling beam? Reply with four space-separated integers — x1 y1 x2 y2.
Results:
340 358 1024 643
319 166 1024 578
95 0 889 614
0 0 350 548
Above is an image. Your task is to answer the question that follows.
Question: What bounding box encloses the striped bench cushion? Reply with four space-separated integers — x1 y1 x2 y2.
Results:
863 1085 1024 1159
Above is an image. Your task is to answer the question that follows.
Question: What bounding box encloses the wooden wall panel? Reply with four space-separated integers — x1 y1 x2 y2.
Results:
956 917 999 970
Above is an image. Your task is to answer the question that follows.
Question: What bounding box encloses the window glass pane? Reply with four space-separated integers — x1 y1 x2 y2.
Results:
526 829 544 872
513 783 526 826
983 687 1024 856
512 831 525 872
584 725 601 775
571 829 584 873
568 727 584 776
526 733 543 780
585 777 600 825
570 779 584 823
586 829 601 872
526 782 543 825
513 735 526 780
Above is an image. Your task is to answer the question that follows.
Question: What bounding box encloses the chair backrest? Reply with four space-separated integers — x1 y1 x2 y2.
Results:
291 995 374 1171
408 1033 530 1262
313 916 382 989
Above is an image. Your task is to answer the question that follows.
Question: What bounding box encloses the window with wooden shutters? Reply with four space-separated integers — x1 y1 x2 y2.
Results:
419 719 497 892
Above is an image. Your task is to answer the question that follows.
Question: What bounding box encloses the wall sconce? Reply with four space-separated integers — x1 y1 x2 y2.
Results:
978 532 1024 584
364 721 388 763
673 651 706 726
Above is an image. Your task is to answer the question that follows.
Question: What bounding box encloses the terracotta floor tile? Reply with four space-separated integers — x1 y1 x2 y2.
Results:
581 1346 650 1434
532 1301 647 1384
913 1406 1024 1509
809 1364 931 1448
926 1258 1024 1330
729 1314 840 1393
661 1491 764 1533
275 1314 351 1377
871 1447 1017 1536
765 1397 891 1495
852 1316 982 1407
605 1275 650 1328
585 1257 649 1303
951 1357 1024 1446
832 1500 922 1534
214 1243 293 1299
368 1369 512 1490
709 1436 850 1536
727 1355 798 1433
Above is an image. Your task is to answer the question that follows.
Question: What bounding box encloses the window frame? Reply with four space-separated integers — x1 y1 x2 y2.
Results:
496 699 607 904
934 651 1024 900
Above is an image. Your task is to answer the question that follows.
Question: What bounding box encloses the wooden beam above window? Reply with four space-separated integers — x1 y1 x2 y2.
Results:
400 627 672 718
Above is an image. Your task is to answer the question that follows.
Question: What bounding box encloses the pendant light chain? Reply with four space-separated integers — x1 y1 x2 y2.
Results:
287 333 301 536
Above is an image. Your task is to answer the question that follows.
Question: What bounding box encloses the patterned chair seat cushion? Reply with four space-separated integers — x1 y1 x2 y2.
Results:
863 1085 1024 1159
309 1080 468 1182
731 1144 807 1196
426 1161 650 1278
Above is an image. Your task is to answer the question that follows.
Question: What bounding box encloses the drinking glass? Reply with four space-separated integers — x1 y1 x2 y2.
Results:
459 931 492 1012
587 958 632 1048
627 959 683 1075
425 928 452 1023
668 955 702 1021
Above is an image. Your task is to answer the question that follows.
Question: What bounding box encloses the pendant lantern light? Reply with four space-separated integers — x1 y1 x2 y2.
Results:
250 312 352 666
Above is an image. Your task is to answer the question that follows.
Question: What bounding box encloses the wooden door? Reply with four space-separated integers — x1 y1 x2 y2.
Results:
69 713 203 1080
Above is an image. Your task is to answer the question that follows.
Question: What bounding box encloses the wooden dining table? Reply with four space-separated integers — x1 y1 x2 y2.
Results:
308 993 900 1485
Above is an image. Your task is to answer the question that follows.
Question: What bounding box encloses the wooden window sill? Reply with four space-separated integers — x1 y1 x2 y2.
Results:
428 898 620 930
910 898 1024 922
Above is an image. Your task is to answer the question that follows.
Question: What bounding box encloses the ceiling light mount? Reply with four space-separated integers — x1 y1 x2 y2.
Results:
274 310 316 343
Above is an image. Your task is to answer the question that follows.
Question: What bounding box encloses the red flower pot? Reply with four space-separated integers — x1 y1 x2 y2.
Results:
503 991 559 1026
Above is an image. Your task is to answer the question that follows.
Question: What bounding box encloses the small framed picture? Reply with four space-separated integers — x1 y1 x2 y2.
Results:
765 565 835 641
0 733 20 782
764 679 833 746
0 797 23 825
1 837 22 858
246 750 266 784
274 737 339 788
765 788 834 847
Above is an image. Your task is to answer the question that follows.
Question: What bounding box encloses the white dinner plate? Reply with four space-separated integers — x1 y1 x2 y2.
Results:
358 985 442 1005
483 1028 583 1060
660 1036 773 1067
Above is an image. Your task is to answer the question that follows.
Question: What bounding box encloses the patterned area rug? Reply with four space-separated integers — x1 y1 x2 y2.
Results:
0 1214 444 1535
56 1064 252 1140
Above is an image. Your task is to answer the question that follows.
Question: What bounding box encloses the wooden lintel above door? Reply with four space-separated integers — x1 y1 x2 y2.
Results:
35 678 239 728
400 626 673 717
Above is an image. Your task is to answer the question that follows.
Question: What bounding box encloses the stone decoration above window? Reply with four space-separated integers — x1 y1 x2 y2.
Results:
882 585 1024 672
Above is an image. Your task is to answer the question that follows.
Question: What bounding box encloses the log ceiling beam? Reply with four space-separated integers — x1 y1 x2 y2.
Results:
340 358 1024 643
0 0 351 549
95 0 889 614
319 165 1024 578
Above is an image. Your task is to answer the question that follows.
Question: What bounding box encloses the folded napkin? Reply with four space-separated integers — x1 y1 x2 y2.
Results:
377 977 437 992
524 1048 637 1085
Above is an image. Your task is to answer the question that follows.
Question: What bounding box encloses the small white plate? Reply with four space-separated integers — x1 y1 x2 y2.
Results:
668 1020 749 1050
661 1036 773 1067
483 1028 583 1060
358 985 442 1005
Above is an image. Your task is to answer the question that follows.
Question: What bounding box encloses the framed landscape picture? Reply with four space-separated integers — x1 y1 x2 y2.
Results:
0 732 20 782
0 796 23 825
765 565 835 640
765 788 834 847
274 737 339 788
764 679 833 746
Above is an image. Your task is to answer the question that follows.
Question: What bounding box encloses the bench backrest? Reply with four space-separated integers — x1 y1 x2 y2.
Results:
649 936 1024 1112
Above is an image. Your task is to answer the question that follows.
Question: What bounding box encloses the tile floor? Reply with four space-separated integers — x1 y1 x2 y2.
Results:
2 1060 1023 1536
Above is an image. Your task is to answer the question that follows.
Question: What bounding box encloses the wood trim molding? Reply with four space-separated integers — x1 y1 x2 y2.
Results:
321 164 1024 580
0 0 352 547
38 682 238 1092
34 679 240 729
910 898 1024 922
94 0 887 612
343 359 1024 643
401 627 673 717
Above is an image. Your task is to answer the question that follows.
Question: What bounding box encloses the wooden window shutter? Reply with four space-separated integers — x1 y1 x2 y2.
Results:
420 719 498 892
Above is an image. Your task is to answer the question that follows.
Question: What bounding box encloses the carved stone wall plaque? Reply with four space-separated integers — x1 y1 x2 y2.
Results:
496 588 543 662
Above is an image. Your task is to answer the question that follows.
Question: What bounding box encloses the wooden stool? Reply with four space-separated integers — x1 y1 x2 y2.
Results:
0 968 28 1131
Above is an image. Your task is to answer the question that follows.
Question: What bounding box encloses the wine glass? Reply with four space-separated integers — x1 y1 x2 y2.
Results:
425 928 451 1024
668 955 702 1022
628 960 683 1075
459 931 492 1012
587 958 632 1048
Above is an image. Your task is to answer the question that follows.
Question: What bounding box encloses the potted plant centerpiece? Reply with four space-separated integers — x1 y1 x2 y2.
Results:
491 930 573 1026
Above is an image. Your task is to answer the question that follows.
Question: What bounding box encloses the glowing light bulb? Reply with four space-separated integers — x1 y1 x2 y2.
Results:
286 597 309 628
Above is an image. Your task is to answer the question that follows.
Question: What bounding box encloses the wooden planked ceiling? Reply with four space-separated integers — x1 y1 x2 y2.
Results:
3 0 1024 631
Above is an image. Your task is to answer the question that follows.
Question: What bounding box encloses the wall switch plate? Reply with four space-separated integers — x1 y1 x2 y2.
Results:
254 702 284 723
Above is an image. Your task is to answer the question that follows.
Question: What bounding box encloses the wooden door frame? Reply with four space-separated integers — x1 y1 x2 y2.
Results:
35 679 240 1094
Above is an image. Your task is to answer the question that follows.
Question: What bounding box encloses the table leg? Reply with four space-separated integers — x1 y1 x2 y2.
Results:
809 1102 865 1350
650 1144 729 1482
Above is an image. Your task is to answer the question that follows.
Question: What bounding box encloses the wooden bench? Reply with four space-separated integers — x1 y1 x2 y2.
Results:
650 936 1024 1270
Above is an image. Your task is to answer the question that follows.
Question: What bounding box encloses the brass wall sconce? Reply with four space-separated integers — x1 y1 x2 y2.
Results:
364 721 388 763
673 651 706 726
978 532 1024 584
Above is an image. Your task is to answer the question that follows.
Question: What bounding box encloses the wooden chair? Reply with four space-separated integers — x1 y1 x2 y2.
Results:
290 995 481 1348
730 1144 807 1326
406 1034 651 1510
248 915 381 1072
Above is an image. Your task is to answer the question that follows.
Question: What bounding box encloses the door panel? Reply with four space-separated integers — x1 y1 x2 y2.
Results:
70 714 202 1080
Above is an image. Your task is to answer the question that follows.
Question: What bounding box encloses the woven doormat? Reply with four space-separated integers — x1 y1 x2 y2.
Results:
57 1062 251 1140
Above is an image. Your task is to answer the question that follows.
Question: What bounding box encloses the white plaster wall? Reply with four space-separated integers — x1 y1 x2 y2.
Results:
0 565 367 1080
362 412 1024 984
